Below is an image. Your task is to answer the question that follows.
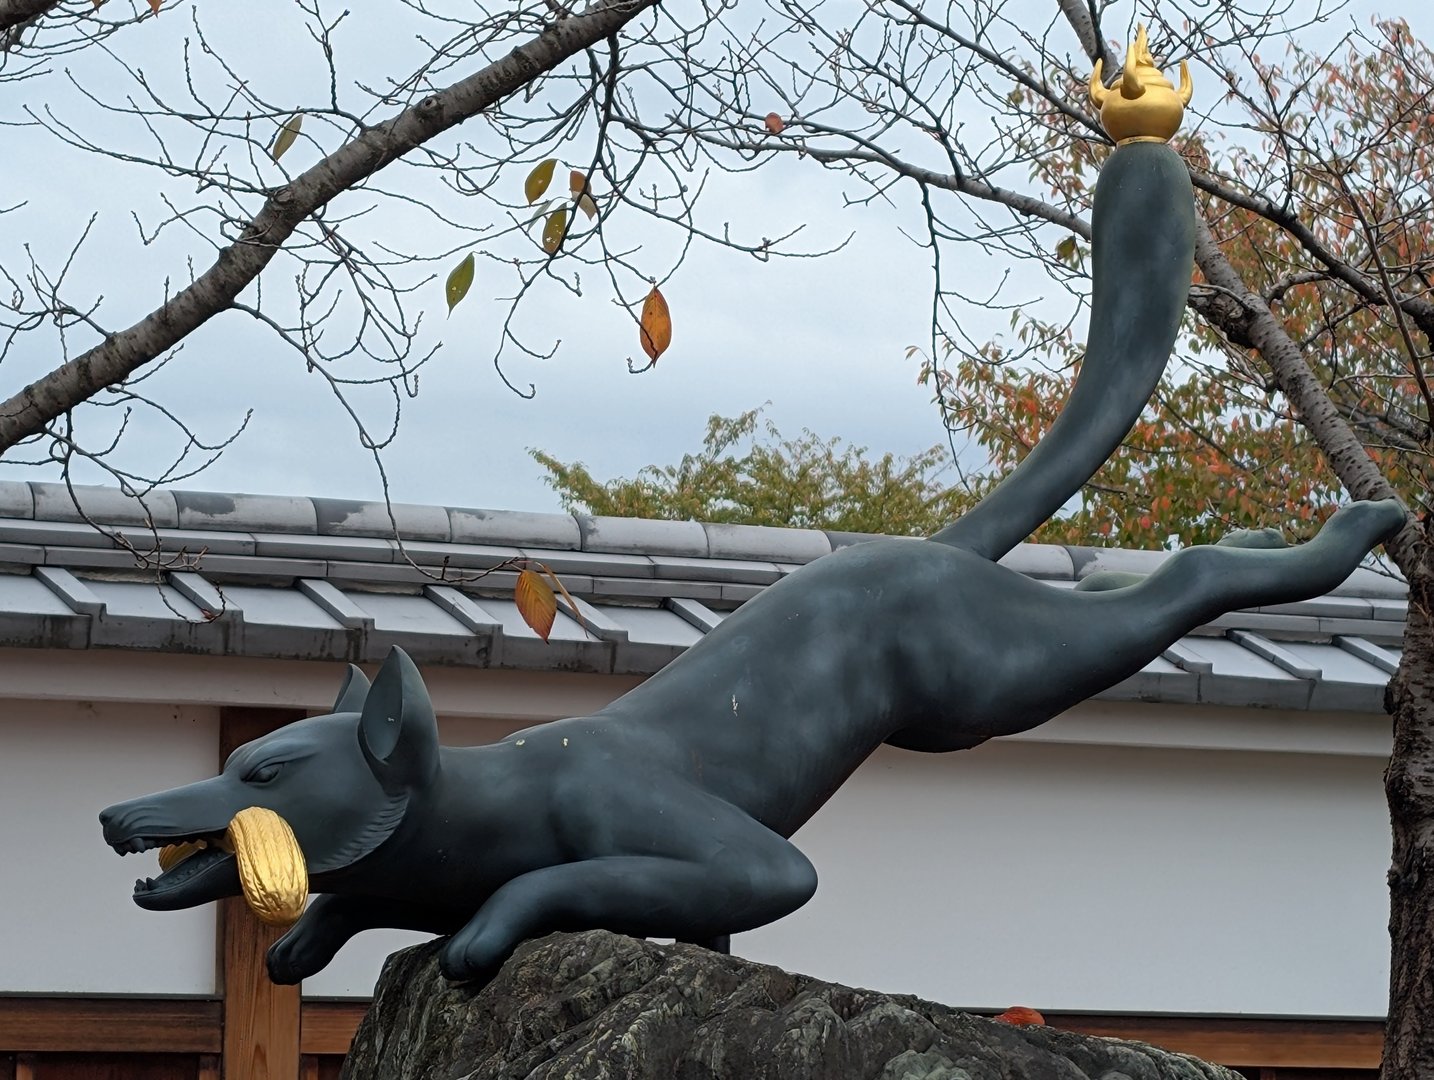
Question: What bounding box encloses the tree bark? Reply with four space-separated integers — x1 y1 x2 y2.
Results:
0 0 657 454
0 0 57 32
1383 531 1434 1080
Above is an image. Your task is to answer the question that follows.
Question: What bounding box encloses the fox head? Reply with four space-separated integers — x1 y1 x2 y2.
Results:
99 647 440 913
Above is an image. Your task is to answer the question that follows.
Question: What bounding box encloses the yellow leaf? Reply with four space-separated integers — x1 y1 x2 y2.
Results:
544 566 590 638
525 159 557 205
639 285 672 362
542 208 568 255
575 193 598 221
271 113 302 162
445 253 474 315
515 568 557 642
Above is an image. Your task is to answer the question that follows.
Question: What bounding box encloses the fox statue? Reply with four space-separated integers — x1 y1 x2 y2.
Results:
100 139 1405 984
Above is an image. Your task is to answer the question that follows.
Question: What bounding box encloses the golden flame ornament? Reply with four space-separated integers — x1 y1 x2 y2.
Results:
1088 24 1192 144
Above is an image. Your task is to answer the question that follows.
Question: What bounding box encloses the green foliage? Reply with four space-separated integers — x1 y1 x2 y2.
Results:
532 409 981 536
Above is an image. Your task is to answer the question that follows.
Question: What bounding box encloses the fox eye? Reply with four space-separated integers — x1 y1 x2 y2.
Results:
246 763 282 784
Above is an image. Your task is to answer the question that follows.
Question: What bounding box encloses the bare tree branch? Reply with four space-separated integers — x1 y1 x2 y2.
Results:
0 0 658 453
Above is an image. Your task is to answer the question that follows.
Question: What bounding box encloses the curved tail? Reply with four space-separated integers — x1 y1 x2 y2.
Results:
930 142 1196 559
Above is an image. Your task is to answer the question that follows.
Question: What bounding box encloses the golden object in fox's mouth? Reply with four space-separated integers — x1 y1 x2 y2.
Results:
156 839 209 873
1088 23 1192 144
227 806 309 927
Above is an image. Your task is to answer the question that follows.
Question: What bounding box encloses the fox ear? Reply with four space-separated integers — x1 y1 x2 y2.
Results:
358 647 439 793
332 664 371 714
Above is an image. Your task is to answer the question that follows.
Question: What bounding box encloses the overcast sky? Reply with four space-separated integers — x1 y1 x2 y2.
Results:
0 0 1422 515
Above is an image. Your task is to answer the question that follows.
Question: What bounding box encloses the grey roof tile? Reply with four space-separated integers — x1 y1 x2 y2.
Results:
347 592 472 637
255 533 397 563
720 583 765 604
591 577 723 602
1002 544 1075 580
169 572 239 622
1066 546 1168 580
449 507 580 550
0 573 81 617
824 530 906 552
558 596 629 643
521 549 655 579
612 606 706 648
0 542 43 567
648 554 780 586
31 482 178 528
323 562 443 587
313 498 452 542
1227 630 1322 680
0 519 117 549
1161 642 1213 675
703 523 830 563
299 580 374 630
1257 595 1374 620
0 481 33 519
1334 636 1400 676
191 555 328 580
1331 565 1407 599
0 478 1411 713
382 540 520 573
42 547 168 571
423 587 506 634
0 608 89 649
1279 640 1387 685
576 515 709 558
665 597 724 634
34 566 105 615
174 490 317 534
220 585 343 629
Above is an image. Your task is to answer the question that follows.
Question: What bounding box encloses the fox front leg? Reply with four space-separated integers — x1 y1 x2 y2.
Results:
439 843 817 982
267 894 460 984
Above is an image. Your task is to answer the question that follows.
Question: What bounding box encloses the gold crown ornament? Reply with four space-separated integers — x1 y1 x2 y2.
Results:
1088 24 1192 144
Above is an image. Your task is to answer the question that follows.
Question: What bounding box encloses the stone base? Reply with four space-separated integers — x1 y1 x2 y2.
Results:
342 930 1241 1079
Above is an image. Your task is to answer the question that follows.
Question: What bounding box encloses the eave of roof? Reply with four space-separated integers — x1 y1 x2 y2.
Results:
0 480 1407 714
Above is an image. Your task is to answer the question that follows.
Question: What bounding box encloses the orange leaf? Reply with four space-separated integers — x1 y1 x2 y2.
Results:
569 169 587 197
764 112 785 134
993 1007 1046 1027
515 568 557 642
639 285 672 362
147 0 161 11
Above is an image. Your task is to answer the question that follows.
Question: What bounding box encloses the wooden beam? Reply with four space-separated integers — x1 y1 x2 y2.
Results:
297 1003 369 1056
1040 1013 1383 1069
0 998 221 1053
219 708 307 1080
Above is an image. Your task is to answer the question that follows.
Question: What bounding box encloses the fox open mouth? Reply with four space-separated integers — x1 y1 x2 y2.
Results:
114 832 241 910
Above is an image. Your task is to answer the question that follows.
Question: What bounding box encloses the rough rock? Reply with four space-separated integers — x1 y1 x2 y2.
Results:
342 931 1242 1080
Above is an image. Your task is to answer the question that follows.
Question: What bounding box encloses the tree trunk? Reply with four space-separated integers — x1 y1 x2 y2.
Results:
1382 521 1434 1078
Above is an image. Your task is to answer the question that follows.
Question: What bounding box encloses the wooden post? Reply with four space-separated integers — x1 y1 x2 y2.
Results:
219 708 306 1080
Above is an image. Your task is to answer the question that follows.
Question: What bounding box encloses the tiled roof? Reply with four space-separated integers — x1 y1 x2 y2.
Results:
0 481 1406 713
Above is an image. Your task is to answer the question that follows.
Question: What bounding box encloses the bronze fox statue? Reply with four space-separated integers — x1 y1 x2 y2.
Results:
100 141 1405 983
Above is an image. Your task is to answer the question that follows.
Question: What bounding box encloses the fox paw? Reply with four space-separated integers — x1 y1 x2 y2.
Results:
438 932 510 984
266 931 328 985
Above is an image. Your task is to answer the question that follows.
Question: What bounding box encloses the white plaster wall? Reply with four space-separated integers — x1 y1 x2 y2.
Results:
0 699 220 993
740 739 1392 1017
